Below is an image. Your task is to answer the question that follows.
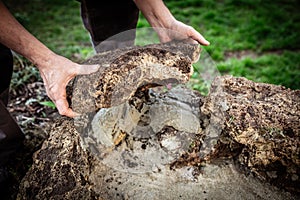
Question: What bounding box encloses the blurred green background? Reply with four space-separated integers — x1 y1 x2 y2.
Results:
6 0 300 92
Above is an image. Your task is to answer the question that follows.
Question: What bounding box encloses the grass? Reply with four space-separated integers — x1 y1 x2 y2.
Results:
140 0 300 90
164 0 300 54
217 51 300 88
5 0 300 91
6 0 93 60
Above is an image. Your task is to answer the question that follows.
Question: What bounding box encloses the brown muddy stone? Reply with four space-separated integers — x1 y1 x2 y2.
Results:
71 41 200 113
17 119 97 200
17 42 299 199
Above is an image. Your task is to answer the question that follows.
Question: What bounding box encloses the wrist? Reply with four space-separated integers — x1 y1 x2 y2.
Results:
29 47 57 71
160 14 176 29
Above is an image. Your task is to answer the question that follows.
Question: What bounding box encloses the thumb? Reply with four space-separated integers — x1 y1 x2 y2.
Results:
55 98 79 118
76 64 100 75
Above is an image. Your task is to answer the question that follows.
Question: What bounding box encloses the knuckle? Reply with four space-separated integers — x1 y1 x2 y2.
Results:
58 107 68 116
47 86 56 98
187 26 196 34
58 110 67 116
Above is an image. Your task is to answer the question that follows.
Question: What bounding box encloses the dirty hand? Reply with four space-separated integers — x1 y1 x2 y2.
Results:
156 19 210 45
38 54 99 117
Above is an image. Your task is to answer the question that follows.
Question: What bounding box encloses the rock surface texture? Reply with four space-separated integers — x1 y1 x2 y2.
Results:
18 42 299 200
202 76 300 193
72 42 200 113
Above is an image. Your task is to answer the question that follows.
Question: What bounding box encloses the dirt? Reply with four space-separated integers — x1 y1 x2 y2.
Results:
4 80 56 200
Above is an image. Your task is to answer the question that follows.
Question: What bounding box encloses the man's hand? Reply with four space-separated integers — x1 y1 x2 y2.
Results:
134 0 210 46
0 2 99 118
155 20 210 45
39 54 99 117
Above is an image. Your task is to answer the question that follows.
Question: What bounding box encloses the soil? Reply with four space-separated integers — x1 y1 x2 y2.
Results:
4 81 55 200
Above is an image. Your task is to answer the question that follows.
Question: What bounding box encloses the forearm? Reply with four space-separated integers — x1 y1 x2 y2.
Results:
0 1 56 70
0 1 100 117
133 0 175 29
134 0 209 45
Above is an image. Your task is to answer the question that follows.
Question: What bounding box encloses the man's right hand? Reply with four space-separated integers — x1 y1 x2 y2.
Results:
39 54 99 117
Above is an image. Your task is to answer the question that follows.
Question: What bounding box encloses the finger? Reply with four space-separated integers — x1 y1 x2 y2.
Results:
184 38 199 44
55 98 79 118
76 64 100 75
188 28 210 46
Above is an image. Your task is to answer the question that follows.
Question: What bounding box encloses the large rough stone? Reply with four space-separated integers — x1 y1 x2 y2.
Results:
72 41 200 113
18 42 299 199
